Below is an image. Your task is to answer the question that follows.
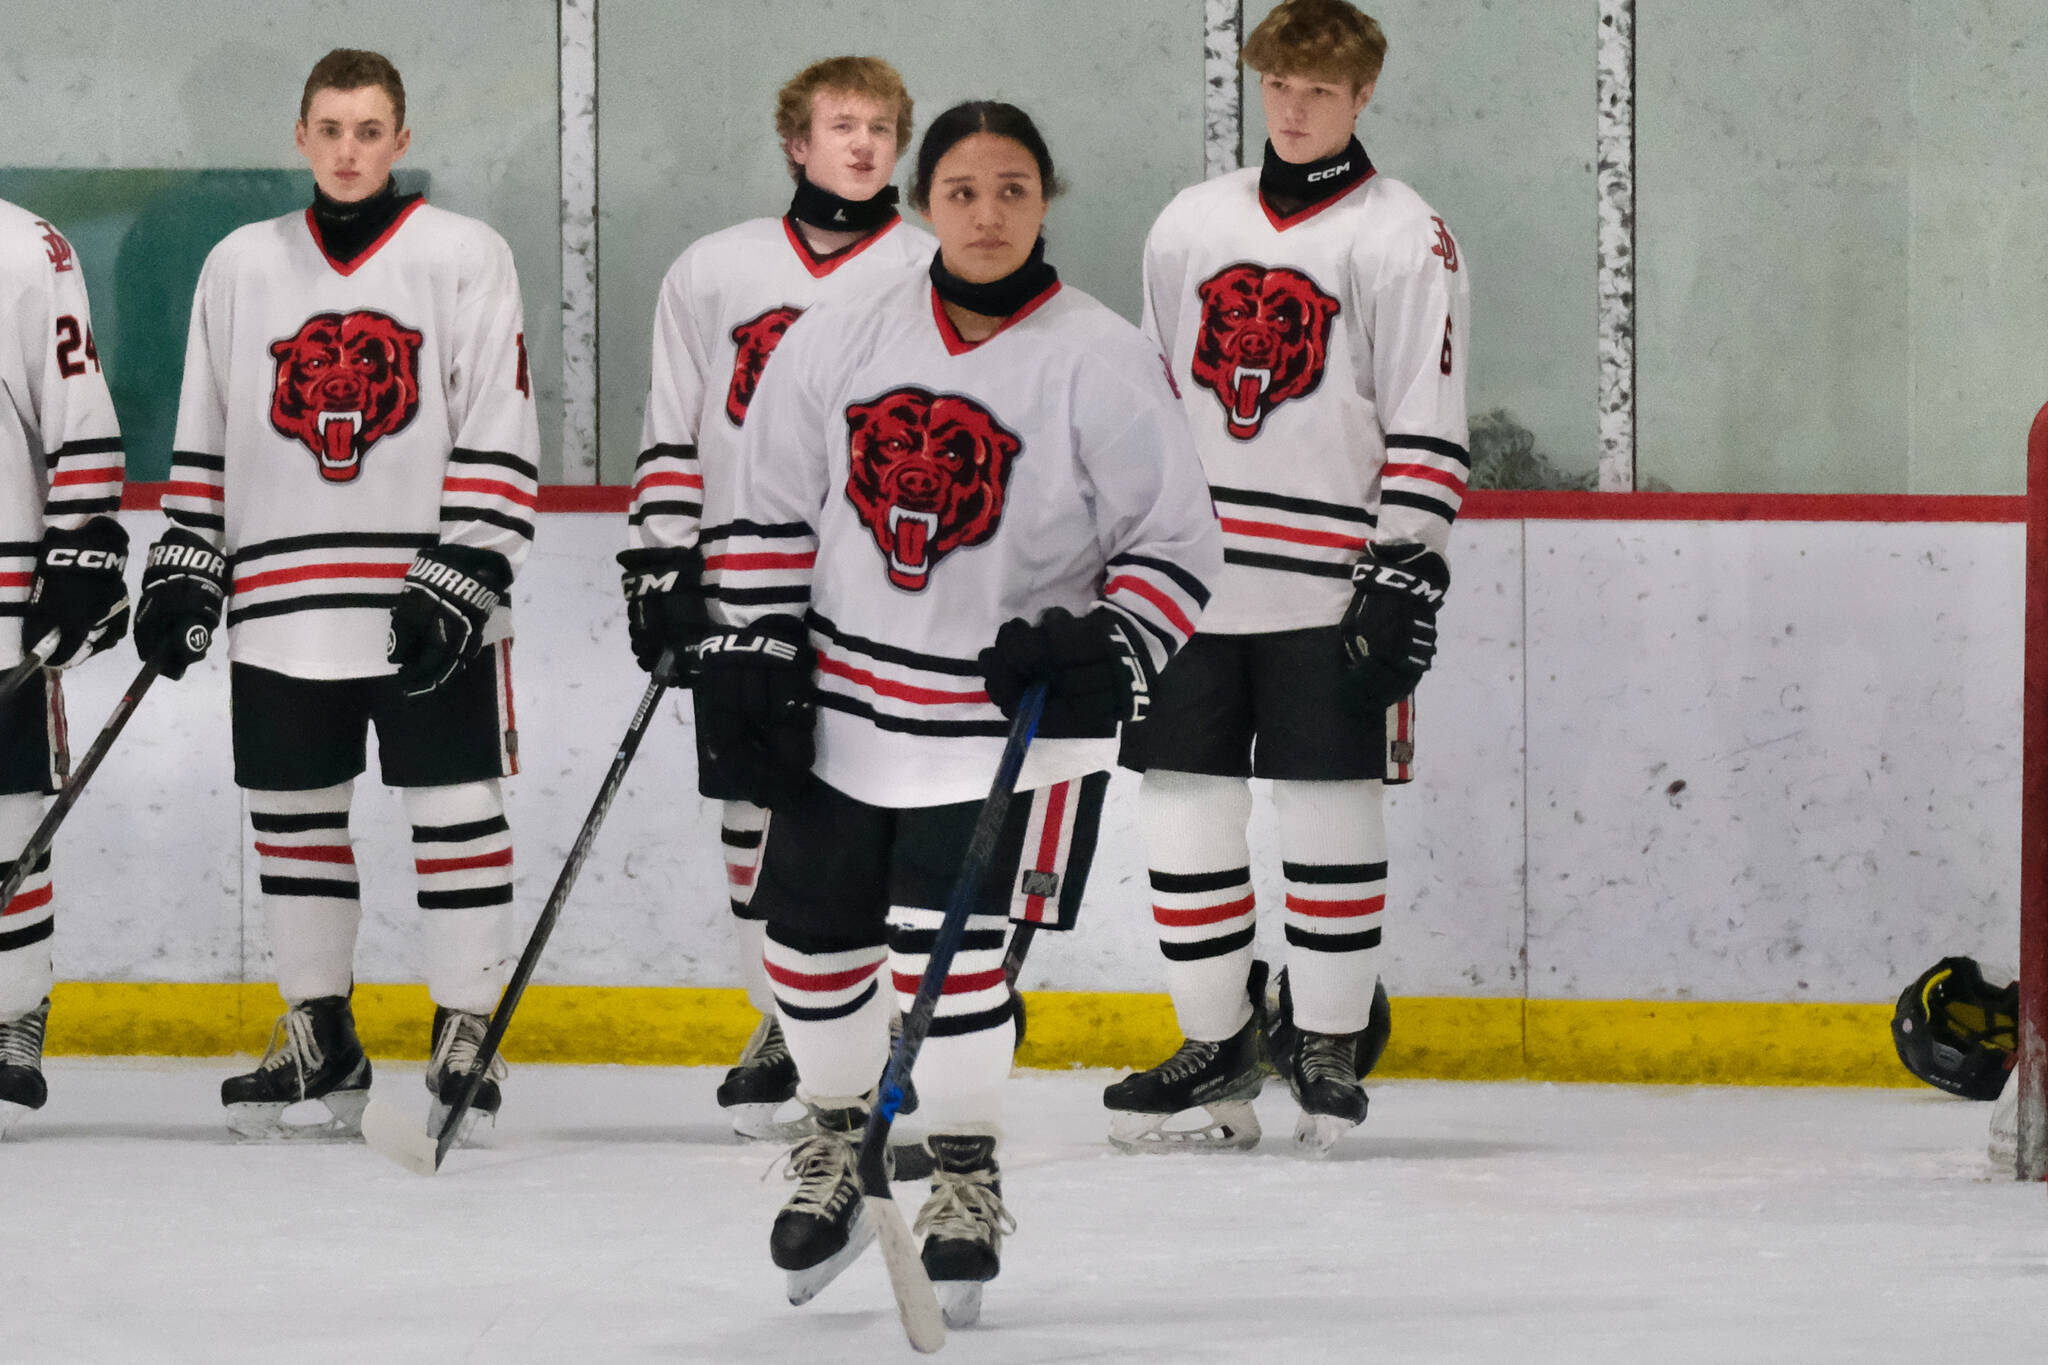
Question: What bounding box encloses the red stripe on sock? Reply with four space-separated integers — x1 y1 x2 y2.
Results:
415 848 514 874
1153 893 1255 928
765 958 880 992
253 841 355 865
3 883 53 917
1284 893 1385 919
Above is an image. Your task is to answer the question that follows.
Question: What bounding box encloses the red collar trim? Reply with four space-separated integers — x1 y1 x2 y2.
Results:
1258 168 1375 232
305 197 427 277
783 214 901 279
929 279 1061 356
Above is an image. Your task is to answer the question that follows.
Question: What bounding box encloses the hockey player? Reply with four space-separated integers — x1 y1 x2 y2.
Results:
137 49 540 1140
1108 0 1469 1157
619 56 933 1141
694 102 1221 1322
0 201 128 1135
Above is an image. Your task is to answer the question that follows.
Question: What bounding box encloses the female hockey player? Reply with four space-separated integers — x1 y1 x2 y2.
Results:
690 102 1223 1324
1109 0 1470 1157
618 56 933 1141
135 49 541 1142
0 200 128 1135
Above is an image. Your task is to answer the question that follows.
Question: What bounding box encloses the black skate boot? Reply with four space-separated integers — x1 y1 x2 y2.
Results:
0 997 51 1137
916 1133 1015 1329
1102 962 1268 1153
1262 967 1392 1081
1289 1028 1370 1157
425 1006 506 1145
772 1100 875 1306
717 1014 802 1140
221 994 372 1140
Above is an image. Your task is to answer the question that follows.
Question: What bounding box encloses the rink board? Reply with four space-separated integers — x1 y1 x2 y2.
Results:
19 494 2021 1088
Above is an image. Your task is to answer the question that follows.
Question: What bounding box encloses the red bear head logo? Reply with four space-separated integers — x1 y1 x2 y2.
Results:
726 305 804 426
1190 263 1341 440
843 387 1022 592
268 310 424 482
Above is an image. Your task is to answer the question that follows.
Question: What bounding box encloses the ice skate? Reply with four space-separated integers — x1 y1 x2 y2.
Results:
221 995 372 1141
915 1133 1013 1329
772 1100 875 1305
424 1006 506 1147
1289 1028 1370 1157
1103 964 1268 1153
0 997 51 1137
718 1013 809 1141
1262 966 1392 1082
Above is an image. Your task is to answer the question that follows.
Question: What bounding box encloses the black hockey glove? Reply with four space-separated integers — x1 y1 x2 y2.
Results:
1339 542 1449 709
616 545 710 681
691 615 816 808
979 606 1154 740
386 544 512 696
133 527 227 681
23 518 130 669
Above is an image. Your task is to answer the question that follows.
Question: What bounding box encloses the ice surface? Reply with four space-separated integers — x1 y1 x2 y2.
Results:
6 1063 2046 1364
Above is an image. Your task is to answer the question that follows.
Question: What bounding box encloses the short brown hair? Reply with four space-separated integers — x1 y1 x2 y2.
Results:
1243 0 1387 93
300 49 407 128
774 57 914 181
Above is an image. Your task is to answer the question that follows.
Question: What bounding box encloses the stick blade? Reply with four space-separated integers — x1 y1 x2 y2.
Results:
863 1193 946 1353
362 1095 442 1175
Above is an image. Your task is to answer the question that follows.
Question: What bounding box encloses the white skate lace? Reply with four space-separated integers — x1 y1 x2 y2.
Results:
1151 1037 1224 1085
778 1130 861 1218
256 1007 323 1078
1298 1033 1356 1087
913 1166 1015 1250
738 1015 790 1070
0 1004 47 1069
432 1012 508 1084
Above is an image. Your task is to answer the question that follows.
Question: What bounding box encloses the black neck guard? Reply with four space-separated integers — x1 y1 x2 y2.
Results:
311 180 421 264
930 236 1058 319
788 177 900 233
1259 137 1373 216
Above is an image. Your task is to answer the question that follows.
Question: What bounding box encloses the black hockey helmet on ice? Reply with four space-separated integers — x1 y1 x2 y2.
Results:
1890 956 2018 1101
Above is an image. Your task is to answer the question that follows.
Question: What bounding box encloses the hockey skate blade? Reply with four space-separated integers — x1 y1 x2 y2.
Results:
936 1280 983 1330
1292 1110 1361 1159
226 1090 370 1143
784 1211 876 1307
361 1096 443 1175
1108 1100 1261 1154
0 1100 29 1138
865 1194 946 1353
729 1100 816 1143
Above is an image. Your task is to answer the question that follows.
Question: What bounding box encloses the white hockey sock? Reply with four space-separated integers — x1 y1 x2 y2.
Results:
764 924 889 1104
0 792 54 1020
1275 779 1388 1036
888 905 1011 1134
1140 770 1256 1042
721 800 774 1013
248 782 361 1004
404 781 515 1014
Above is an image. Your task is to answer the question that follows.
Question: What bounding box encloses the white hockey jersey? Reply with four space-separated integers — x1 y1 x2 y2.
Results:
1143 162 1470 634
1 199 125 670
627 213 935 582
165 200 540 680
720 269 1224 808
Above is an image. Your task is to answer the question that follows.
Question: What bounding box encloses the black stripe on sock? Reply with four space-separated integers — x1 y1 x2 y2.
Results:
926 999 1016 1039
1160 925 1257 962
411 817 510 844
1284 925 1382 953
886 925 1009 956
259 875 360 900
250 809 349 834
0 918 55 952
1149 867 1252 894
720 826 765 850
419 884 515 910
776 980 877 1022
1281 860 1388 885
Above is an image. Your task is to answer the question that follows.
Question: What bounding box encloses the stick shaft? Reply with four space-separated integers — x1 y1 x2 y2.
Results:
0 637 57 710
0 661 157 908
432 656 676 1167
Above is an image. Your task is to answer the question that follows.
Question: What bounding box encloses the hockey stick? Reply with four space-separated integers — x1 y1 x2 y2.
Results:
0 655 164 910
850 681 1047 1355
363 652 679 1175
0 637 58 712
